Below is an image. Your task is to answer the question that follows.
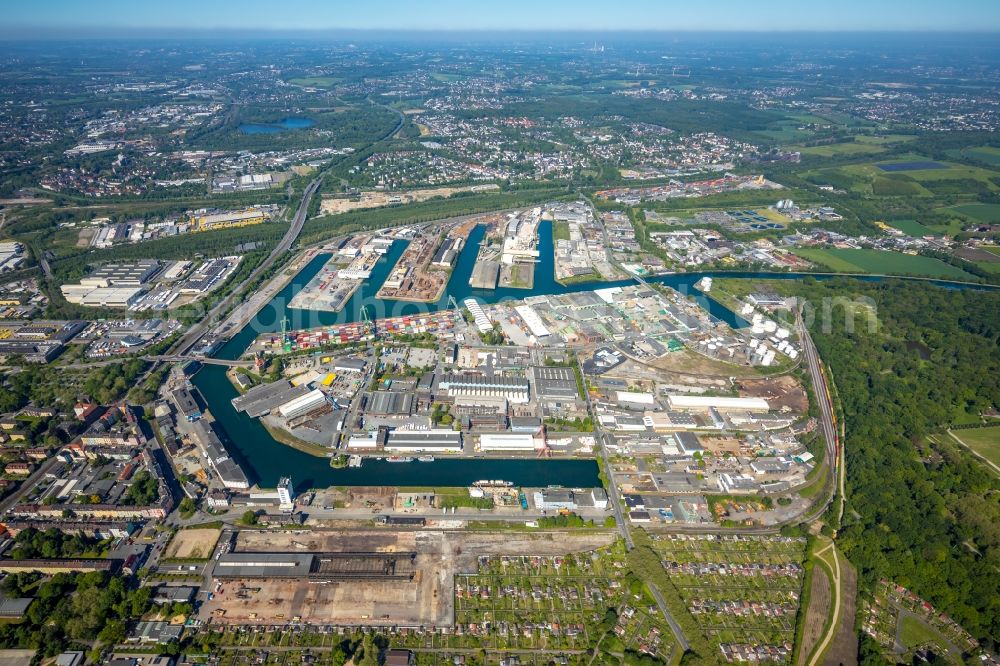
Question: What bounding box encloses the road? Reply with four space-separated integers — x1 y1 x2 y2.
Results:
577 355 631 548
173 176 322 356
146 354 252 368
48 354 253 372
575 356 691 652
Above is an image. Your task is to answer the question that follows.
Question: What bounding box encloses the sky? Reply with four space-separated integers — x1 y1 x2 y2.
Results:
3 0 1000 34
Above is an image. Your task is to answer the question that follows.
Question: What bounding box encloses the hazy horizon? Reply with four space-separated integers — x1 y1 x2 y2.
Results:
4 0 1000 36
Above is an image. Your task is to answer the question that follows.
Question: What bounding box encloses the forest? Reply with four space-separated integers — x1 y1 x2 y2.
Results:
8 527 104 560
0 571 156 659
789 278 1000 645
461 95 784 140
187 105 400 152
0 358 149 413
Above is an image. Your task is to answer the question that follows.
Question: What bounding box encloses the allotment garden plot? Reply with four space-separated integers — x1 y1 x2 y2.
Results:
651 534 807 663
452 546 677 661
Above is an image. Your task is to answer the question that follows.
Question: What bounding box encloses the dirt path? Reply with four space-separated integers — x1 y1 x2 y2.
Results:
797 562 832 665
806 542 841 666
822 554 858 666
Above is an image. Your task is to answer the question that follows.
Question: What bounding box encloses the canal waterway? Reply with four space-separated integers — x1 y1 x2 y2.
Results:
193 219 995 490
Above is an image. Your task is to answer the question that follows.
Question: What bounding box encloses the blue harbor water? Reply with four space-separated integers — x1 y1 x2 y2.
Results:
194 219 995 490
239 117 316 134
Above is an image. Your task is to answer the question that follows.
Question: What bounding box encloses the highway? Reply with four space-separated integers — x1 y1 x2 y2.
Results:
173 176 322 356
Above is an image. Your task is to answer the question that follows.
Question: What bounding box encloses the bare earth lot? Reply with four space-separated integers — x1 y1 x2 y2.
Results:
200 529 614 628
164 527 222 560
823 557 858 666
737 375 809 412
319 184 500 215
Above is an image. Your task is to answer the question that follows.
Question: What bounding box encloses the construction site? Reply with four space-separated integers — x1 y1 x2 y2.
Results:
468 209 539 290
198 529 615 628
376 220 477 303
318 184 500 216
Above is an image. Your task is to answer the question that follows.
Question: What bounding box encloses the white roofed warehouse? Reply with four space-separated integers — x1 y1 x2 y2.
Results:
278 389 328 420
665 395 770 412
385 428 462 453
478 433 540 452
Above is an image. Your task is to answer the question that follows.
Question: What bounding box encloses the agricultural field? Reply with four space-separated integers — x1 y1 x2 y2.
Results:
948 427 1000 470
649 534 807 663
946 145 1000 167
451 547 678 662
790 248 975 279
885 219 938 237
793 141 887 158
940 202 1000 224
286 76 341 88
802 157 1000 198
854 134 918 146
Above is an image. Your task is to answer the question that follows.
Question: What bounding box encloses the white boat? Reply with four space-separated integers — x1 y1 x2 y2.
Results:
417 456 435 462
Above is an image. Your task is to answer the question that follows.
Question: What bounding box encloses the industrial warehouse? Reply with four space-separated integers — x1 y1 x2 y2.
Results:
434 373 530 404
213 551 417 581
190 207 271 231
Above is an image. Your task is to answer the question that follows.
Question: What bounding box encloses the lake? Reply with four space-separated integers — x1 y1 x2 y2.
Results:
239 117 316 134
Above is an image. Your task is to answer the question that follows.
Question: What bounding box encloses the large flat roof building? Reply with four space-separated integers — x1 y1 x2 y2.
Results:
385 428 462 453
666 395 769 412
436 373 529 404
194 208 267 231
232 380 309 418
214 551 417 581
277 389 328 420
366 391 415 416
532 366 578 400
479 433 539 452
189 420 249 489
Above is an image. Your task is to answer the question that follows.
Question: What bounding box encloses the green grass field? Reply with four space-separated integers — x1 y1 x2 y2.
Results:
286 76 341 88
950 428 1000 469
947 145 1000 166
792 248 975 279
942 203 1000 223
854 134 918 145
795 142 886 158
804 156 1000 197
887 219 938 237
